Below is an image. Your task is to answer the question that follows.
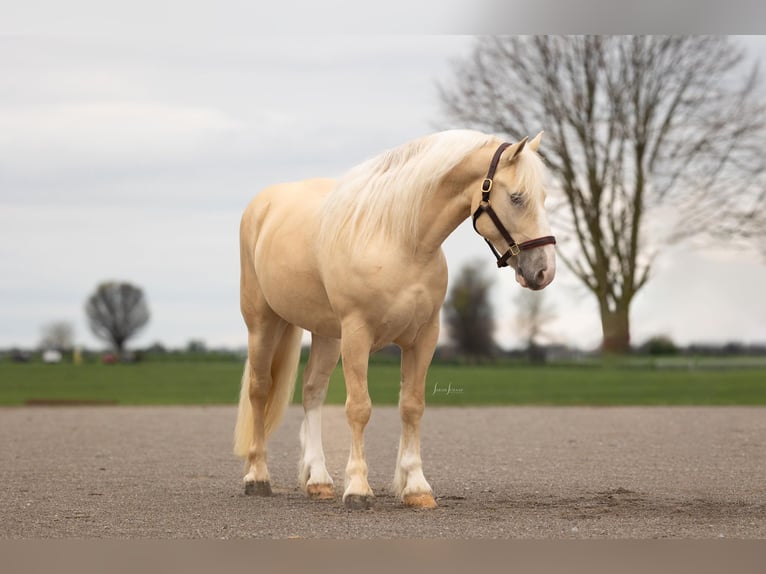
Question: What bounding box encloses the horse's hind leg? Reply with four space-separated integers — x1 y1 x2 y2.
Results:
393 318 439 509
242 315 288 495
298 334 340 500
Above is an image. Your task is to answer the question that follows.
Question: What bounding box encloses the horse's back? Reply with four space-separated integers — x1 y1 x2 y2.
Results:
240 178 342 337
241 178 335 240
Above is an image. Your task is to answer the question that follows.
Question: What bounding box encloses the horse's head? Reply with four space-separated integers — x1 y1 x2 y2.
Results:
470 132 556 290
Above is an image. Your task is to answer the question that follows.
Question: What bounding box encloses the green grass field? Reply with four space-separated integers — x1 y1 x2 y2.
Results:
0 360 764 406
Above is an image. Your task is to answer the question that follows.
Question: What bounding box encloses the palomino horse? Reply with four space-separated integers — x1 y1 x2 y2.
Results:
234 129 556 509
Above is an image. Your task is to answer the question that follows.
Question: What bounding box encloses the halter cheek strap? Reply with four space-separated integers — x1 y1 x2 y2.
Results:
472 142 557 268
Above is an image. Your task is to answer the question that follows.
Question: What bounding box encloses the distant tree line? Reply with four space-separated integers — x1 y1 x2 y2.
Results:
5 336 766 365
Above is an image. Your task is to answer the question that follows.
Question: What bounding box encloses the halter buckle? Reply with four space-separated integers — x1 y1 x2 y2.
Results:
481 178 493 192
509 243 521 256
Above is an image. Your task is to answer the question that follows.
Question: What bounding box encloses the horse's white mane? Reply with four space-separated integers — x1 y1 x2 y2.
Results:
319 130 500 251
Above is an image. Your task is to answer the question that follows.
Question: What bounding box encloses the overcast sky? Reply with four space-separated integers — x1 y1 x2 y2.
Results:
1 27 765 351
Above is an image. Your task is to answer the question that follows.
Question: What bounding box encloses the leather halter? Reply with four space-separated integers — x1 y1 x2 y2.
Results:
471 142 557 268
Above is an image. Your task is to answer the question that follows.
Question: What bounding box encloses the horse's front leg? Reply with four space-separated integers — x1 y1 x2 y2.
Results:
340 323 374 509
393 318 439 509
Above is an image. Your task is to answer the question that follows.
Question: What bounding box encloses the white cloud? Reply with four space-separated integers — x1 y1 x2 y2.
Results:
0 102 240 174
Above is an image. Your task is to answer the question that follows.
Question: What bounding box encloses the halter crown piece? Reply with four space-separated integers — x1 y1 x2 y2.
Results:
471 142 557 268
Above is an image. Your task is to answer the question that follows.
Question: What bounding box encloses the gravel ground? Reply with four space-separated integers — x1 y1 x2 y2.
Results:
1 405 764 539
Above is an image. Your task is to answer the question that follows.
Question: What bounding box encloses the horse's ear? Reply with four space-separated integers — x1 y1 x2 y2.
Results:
529 131 543 152
506 137 528 162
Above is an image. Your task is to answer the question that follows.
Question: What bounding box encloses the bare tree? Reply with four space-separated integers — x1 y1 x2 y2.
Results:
443 263 496 361
439 36 766 352
85 281 150 356
39 321 74 352
514 290 556 363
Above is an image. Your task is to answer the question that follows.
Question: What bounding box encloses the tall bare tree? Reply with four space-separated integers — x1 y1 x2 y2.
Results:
85 281 150 356
440 36 766 352
443 263 496 361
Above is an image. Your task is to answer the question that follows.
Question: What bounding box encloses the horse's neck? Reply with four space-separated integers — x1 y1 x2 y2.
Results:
415 158 483 258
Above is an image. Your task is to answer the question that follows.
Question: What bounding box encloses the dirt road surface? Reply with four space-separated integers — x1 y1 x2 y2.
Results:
1 405 764 539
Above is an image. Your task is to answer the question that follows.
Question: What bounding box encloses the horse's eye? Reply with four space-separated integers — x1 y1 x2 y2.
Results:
509 193 525 207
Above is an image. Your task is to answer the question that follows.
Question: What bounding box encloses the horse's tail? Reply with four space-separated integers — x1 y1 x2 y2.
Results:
233 324 304 458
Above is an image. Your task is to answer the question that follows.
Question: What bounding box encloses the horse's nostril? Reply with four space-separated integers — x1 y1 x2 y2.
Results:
535 269 547 285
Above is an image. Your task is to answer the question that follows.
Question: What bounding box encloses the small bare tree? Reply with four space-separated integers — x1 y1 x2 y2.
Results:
514 290 556 363
85 281 150 356
440 36 766 353
39 321 74 352
443 263 496 361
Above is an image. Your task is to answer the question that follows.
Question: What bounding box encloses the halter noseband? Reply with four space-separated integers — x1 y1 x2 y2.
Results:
471 142 557 268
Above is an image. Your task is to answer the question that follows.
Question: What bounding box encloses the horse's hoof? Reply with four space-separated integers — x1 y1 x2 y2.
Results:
307 483 335 500
403 493 437 509
244 480 272 496
343 494 374 510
